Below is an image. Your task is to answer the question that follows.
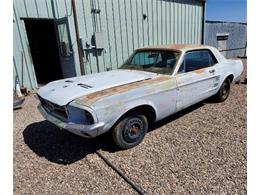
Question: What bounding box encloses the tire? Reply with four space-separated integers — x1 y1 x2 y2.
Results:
214 78 231 102
112 113 148 149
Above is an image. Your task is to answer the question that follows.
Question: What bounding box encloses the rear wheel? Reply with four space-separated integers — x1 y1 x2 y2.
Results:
112 113 148 149
214 78 231 102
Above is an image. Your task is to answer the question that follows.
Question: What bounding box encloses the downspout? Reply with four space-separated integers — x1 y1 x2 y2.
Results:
201 0 206 44
72 0 85 75
51 0 56 19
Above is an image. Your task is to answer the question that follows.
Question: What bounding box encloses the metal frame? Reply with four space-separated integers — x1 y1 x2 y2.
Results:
54 17 74 56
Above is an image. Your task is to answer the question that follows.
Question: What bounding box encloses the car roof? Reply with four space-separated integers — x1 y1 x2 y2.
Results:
136 44 213 52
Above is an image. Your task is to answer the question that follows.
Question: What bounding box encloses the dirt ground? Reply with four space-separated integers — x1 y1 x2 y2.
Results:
14 59 247 194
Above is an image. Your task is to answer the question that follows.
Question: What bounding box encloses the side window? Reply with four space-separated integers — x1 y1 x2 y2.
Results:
208 51 218 65
178 61 185 73
178 50 218 73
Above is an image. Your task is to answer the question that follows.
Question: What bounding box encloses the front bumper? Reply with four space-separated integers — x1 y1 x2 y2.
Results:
37 104 105 137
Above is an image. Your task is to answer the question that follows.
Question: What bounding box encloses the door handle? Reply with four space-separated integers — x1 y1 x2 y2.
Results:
209 69 215 73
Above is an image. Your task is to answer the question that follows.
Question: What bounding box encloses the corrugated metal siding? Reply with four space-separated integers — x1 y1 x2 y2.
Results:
13 0 204 90
205 21 247 58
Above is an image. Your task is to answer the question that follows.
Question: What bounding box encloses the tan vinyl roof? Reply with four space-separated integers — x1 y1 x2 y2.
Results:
137 44 210 52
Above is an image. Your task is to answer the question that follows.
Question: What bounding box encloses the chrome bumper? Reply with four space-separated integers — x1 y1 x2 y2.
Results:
37 104 105 137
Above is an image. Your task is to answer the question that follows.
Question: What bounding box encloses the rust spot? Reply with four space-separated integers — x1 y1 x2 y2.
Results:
130 126 139 135
193 68 207 74
82 76 172 104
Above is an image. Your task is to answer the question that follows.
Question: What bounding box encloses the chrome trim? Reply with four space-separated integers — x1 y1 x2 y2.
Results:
38 104 105 137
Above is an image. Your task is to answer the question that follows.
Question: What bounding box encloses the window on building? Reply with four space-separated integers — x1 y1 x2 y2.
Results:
57 23 71 56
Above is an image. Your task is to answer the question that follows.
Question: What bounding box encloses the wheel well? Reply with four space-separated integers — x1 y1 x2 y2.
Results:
119 105 156 124
226 74 234 82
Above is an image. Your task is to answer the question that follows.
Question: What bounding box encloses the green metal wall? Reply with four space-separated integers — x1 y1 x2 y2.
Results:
13 0 204 90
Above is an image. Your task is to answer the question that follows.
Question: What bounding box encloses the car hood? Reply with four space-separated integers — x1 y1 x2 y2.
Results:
37 69 157 106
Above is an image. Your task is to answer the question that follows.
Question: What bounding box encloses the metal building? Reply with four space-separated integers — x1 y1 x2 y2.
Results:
205 20 247 58
13 0 206 90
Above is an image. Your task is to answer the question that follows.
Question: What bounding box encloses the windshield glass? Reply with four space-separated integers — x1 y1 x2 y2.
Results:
120 50 181 75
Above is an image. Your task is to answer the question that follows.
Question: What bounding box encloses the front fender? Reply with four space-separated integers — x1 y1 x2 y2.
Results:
95 99 158 135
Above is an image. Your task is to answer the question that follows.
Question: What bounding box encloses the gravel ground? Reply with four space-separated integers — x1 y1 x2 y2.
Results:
13 99 137 194
14 59 246 194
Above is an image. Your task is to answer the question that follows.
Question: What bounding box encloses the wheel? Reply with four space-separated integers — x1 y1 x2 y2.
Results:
214 78 231 102
112 113 148 149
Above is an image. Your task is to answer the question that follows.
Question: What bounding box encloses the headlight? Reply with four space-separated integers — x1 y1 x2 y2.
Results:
85 111 94 125
68 100 97 125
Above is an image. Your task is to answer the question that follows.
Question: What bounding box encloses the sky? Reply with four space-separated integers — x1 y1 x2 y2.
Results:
206 0 247 23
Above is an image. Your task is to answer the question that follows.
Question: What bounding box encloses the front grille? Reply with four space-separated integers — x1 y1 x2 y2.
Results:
38 95 68 120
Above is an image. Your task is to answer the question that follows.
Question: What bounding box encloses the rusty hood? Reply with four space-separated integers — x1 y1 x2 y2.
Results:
37 69 157 106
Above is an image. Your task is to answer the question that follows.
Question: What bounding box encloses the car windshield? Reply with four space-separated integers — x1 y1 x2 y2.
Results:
120 50 181 75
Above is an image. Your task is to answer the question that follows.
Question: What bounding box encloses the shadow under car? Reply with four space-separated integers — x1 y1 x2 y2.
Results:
23 101 205 164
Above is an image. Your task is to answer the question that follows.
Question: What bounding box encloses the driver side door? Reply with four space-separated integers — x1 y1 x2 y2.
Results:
175 49 219 111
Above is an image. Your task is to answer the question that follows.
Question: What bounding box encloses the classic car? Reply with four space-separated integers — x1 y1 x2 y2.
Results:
37 44 243 149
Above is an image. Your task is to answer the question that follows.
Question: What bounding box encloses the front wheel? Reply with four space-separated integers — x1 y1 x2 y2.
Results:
214 78 231 102
112 113 148 149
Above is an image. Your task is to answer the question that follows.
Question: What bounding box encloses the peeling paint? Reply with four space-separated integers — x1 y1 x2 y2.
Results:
193 68 207 74
137 44 208 52
78 76 172 105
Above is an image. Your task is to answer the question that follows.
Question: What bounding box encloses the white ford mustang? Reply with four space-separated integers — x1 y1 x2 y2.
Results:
37 44 243 149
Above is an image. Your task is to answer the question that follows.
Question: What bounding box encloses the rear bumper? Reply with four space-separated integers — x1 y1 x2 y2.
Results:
37 104 105 137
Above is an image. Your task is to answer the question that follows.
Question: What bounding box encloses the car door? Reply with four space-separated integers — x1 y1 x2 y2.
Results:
175 49 219 111
54 17 76 78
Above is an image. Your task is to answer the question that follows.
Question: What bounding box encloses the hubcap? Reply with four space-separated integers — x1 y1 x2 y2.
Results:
123 117 144 143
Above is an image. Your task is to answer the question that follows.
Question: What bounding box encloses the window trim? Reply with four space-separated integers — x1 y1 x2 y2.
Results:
176 49 218 74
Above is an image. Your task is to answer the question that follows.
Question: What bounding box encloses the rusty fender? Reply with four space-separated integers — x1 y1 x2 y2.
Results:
74 76 178 134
